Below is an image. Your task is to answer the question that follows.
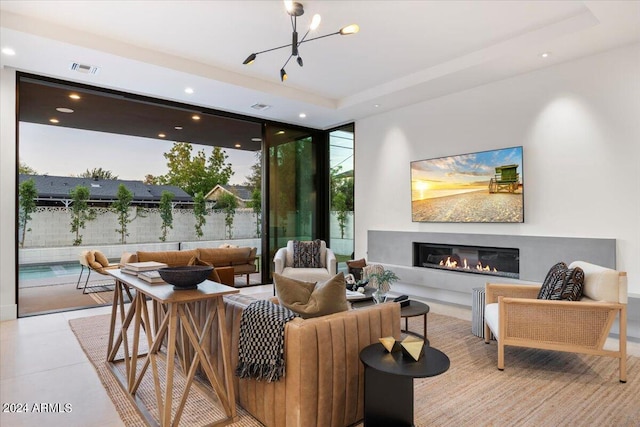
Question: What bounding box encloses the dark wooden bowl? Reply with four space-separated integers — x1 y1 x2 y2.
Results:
158 266 213 290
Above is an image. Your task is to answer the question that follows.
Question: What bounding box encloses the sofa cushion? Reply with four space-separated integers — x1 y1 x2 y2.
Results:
137 249 198 267
198 247 252 267
274 272 349 319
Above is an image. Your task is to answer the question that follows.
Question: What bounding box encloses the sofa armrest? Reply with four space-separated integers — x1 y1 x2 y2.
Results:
326 248 337 275
274 247 287 274
215 266 235 287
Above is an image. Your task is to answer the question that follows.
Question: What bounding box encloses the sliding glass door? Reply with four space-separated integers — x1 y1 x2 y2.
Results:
264 123 327 281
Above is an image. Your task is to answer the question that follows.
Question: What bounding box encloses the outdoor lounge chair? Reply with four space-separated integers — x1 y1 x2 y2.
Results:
76 250 119 294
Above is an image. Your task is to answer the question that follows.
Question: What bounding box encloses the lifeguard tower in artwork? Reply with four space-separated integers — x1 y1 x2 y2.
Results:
489 164 520 193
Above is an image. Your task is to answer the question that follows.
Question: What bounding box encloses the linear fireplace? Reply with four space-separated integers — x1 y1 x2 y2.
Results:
413 242 519 279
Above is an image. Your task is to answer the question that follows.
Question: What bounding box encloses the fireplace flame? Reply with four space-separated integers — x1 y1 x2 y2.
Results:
438 258 500 274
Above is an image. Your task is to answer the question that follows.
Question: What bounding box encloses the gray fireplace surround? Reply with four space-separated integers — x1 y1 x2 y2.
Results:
367 230 640 341
367 230 616 305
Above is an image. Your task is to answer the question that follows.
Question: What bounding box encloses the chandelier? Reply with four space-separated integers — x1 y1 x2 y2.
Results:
242 1 359 82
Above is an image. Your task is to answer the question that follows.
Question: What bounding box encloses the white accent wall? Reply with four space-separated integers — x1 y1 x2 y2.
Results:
354 43 640 296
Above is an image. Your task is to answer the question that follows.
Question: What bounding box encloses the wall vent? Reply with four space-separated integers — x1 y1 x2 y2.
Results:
70 62 100 75
250 103 271 111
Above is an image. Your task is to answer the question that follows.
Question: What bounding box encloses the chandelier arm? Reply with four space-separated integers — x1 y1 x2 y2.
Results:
281 54 294 69
298 31 341 44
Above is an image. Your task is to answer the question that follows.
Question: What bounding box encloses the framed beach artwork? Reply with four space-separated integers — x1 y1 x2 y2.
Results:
411 146 524 223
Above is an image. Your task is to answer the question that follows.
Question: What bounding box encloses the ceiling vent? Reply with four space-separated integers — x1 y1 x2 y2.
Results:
70 62 100 75
250 103 271 111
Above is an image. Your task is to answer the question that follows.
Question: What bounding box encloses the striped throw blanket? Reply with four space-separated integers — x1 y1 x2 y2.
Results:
235 300 299 382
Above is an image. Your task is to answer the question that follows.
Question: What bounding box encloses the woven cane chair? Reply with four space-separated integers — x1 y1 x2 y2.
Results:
484 261 627 382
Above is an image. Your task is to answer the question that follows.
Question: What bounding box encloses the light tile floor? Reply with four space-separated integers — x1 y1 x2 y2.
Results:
1 286 637 427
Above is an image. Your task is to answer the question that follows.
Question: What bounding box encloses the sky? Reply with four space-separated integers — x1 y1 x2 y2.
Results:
19 122 259 185
411 146 523 199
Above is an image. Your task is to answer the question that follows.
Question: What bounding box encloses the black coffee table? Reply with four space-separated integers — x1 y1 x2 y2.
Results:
360 342 450 427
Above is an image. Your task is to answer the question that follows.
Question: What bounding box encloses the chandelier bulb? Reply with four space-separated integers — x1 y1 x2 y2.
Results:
310 14 321 31
280 68 288 82
243 53 257 65
339 24 360 35
297 57 304 67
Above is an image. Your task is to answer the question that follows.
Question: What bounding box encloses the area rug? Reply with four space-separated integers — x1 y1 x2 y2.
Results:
70 310 640 427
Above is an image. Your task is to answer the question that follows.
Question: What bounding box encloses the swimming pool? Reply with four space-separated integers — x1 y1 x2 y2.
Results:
19 262 82 280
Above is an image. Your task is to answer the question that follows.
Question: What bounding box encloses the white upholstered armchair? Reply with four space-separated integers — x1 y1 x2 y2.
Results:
484 261 627 382
273 240 337 283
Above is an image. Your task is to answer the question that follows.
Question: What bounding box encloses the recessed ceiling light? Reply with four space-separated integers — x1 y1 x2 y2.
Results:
251 103 271 111
174 126 183 130
234 143 242 148
374 104 380 108
185 87 194 94
2 47 16 56
251 137 262 142
540 52 551 58
69 93 81 100
192 115 201 121
49 118 59 124
276 130 285 135
56 107 74 113
158 133 166 138
299 113 306 118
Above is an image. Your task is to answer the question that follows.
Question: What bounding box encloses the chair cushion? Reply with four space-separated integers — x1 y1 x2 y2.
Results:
274 272 349 319
292 240 322 268
569 261 622 302
93 250 110 267
537 262 585 301
485 303 500 340
281 267 332 283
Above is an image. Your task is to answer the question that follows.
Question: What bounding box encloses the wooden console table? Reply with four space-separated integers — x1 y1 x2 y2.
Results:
106 269 239 427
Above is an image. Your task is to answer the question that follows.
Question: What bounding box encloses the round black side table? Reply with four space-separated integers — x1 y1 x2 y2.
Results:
400 300 430 339
360 342 450 427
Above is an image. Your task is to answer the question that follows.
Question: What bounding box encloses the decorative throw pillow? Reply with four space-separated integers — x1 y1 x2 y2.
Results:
188 256 221 283
292 240 322 268
537 262 568 300
93 250 110 267
556 267 585 301
274 272 349 319
537 262 585 301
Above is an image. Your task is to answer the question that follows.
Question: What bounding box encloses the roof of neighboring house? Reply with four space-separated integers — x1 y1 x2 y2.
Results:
205 184 253 202
19 174 192 203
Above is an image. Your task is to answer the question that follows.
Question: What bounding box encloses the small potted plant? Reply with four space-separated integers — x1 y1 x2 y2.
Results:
368 269 400 303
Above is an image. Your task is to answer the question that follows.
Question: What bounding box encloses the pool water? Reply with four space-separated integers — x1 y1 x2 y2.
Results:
19 263 82 280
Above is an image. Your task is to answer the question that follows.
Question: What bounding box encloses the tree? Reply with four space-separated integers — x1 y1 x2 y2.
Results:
157 142 234 196
193 192 207 240
18 178 38 248
111 184 133 244
244 151 262 192
19 162 37 175
332 191 348 239
330 165 354 239
69 185 96 246
248 188 262 237
158 191 174 242
80 167 118 180
216 192 237 239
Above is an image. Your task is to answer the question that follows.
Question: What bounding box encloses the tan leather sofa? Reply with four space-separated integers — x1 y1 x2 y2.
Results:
202 294 401 427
